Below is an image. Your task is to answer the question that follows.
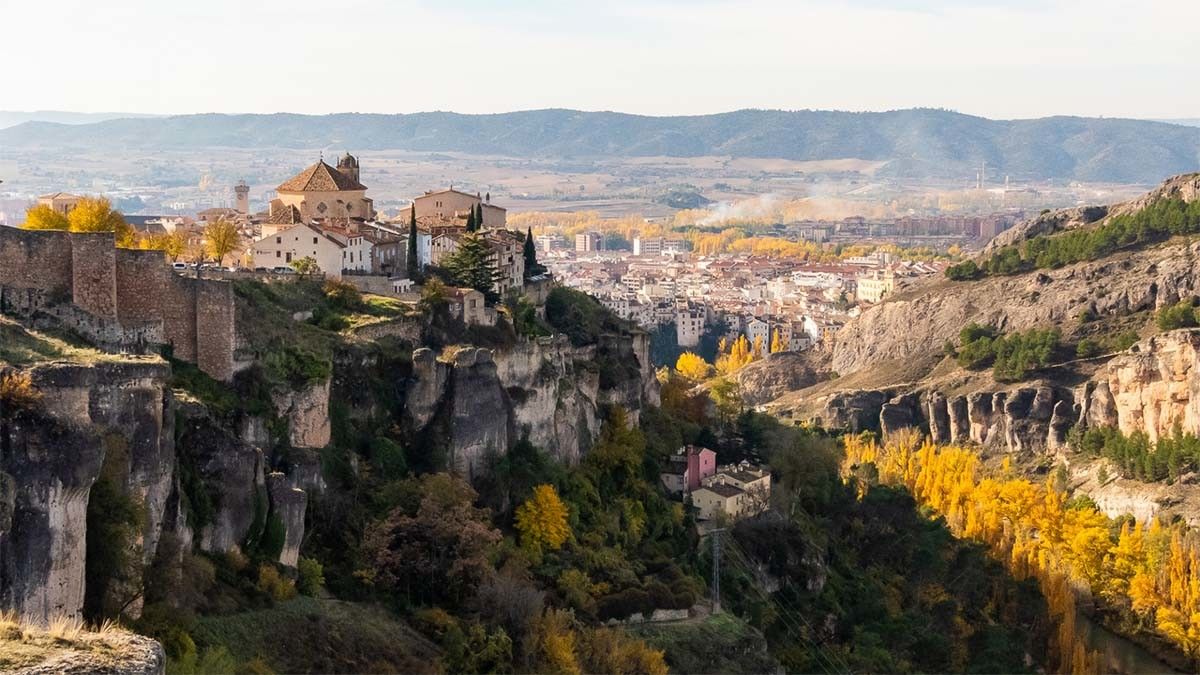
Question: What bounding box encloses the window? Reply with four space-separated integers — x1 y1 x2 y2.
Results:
276 237 281 244
276 251 281 258
313 237 318 244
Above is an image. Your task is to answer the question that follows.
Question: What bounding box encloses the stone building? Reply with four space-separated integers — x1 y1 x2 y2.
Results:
414 187 505 228
37 192 82 216
269 153 374 224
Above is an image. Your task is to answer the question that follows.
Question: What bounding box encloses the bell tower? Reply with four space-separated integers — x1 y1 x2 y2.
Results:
234 180 250 214
337 152 360 184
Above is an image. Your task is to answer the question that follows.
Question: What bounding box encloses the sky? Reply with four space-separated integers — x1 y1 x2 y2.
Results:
2 0 1197 120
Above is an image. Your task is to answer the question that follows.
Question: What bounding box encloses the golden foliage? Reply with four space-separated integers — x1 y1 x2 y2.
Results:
0 371 41 417
715 335 757 375
843 434 1200 669
204 219 241 265
770 328 788 354
674 351 711 381
515 484 571 555
20 205 69 231
68 197 135 246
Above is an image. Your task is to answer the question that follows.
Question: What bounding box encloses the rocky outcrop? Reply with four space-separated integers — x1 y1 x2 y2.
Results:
1085 330 1200 443
175 400 264 554
447 348 510 478
266 472 307 568
272 378 331 449
1 361 173 623
7 625 165 675
733 352 826 407
491 337 600 465
406 332 658 471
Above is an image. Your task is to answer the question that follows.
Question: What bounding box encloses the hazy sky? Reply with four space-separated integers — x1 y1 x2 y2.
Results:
3 0 1197 120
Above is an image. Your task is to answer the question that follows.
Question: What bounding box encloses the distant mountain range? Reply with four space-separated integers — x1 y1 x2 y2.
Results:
0 110 162 129
2 108 1198 184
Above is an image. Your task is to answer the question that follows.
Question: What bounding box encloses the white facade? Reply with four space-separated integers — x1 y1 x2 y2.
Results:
251 223 346 278
342 234 374 273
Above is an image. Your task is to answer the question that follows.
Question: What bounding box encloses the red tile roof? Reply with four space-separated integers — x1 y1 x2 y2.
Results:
277 160 367 192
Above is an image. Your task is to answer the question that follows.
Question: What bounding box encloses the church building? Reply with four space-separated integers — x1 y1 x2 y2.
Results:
269 153 374 224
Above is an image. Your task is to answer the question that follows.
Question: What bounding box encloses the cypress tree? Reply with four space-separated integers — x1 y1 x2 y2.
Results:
465 206 477 232
523 226 544 280
475 203 485 230
406 203 419 279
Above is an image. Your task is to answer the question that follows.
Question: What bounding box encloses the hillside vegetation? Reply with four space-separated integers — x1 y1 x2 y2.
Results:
2 108 1198 182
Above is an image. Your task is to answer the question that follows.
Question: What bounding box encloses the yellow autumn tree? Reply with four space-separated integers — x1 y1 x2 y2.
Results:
533 609 581 675
67 197 134 245
770 328 788 353
21 204 69 231
715 335 754 375
515 484 570 555
675 352 711 381
840 433 1200 669
205 218 241 266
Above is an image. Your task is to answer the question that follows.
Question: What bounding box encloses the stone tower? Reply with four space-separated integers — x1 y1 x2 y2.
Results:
337 152 360 184
234 180 250 214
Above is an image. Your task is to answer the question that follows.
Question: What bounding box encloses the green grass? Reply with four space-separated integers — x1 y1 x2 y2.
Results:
627 612 779 674
191 596 441 674
0 317 144 366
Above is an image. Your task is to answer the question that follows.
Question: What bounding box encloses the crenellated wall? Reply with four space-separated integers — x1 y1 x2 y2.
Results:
0 227 236 380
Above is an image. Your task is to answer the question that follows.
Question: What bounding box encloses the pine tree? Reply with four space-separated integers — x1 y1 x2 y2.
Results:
406 204 419 279
442 233 499 302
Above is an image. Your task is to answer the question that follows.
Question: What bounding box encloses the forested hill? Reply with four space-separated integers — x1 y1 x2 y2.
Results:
3 108 1198 183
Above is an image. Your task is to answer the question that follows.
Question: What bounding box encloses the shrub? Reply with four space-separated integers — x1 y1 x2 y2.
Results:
596 588 653 621
0 371 41 417
1076 339 1102 359
944 260 981 281
297 557 325 596
263 345 331 387
256 564 297 602
1156 299 1199 330
370 437 408 481
323 278 362 311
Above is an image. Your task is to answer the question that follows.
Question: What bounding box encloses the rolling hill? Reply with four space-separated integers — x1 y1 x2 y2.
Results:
2 108 1198 183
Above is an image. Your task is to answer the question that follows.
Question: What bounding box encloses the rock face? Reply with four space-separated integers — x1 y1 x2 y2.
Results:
266 472 307 568
830 242 1200 381
406 334 659 471
1 361 173 623
272 378 331 449
1086 330 1200 443
733 352 826 407
0 311 660 622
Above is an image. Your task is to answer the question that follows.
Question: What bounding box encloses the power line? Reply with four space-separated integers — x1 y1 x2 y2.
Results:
721 534 853 674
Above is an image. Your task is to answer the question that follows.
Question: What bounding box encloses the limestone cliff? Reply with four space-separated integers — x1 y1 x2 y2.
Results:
0 293 660 627
405 334 659 474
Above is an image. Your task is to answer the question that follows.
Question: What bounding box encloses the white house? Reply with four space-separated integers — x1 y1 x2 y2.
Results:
251 223 346 277
342 233 374 273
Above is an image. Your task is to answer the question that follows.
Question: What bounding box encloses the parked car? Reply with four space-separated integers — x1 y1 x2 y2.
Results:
171 262 188 271
253 266 271 272
272 266 296 274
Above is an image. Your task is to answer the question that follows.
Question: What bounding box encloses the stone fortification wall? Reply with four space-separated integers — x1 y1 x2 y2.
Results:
0 227 236 380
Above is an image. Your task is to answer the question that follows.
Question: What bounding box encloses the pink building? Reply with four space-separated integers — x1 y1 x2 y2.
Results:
661 445 717 494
